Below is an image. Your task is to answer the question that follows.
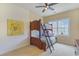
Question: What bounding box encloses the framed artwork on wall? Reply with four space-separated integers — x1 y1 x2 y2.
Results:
7 19 24 36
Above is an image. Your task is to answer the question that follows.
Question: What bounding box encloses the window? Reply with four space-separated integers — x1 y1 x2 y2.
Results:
52 21 57 36
49 18 69 36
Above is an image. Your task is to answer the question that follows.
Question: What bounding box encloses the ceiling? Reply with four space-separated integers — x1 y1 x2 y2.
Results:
6 3 79 17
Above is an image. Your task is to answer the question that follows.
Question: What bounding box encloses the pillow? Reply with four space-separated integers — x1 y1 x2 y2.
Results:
31 30 39 38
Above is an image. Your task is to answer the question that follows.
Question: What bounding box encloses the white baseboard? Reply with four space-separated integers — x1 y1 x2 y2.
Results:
0 40 30 55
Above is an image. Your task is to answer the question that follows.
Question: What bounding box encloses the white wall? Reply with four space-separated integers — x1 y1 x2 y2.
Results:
0 4 42 55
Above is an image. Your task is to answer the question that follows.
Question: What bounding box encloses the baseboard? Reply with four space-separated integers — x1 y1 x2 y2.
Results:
0 40 30 55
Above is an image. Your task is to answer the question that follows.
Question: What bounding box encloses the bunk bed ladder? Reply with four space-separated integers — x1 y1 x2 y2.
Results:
41 24 54 53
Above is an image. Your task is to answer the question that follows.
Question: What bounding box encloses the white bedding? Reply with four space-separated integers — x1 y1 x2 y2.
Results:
31 30 39 38
41 36 56 48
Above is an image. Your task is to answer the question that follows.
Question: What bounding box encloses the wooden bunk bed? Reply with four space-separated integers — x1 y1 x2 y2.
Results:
30 20 46 51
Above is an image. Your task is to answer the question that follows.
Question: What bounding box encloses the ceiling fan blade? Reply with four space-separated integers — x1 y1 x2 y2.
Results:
35 6 45 8
48 3 58 6
49 7 54 11
42 9 46 12
45 3 48 6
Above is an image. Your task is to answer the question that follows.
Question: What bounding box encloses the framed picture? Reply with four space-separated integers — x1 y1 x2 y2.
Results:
7 19 24 36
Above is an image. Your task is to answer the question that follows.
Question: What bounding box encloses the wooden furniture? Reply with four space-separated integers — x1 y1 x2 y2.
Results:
75 39 79 55
30 20 46 51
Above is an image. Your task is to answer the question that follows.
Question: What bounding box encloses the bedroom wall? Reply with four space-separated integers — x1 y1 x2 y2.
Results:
43 8 79 46
0 4 43 55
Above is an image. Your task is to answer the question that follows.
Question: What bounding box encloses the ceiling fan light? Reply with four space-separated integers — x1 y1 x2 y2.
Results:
45 7 48 10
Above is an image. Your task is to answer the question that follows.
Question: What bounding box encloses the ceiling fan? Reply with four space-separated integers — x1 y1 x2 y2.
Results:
35 3 58 13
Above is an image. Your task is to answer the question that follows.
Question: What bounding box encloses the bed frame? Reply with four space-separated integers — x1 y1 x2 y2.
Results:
30 20 46 51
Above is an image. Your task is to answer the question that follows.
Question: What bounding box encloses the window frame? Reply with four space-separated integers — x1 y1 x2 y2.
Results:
48 18 70 36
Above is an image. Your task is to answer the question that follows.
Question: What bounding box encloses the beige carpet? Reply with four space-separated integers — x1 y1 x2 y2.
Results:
2 46 44 56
